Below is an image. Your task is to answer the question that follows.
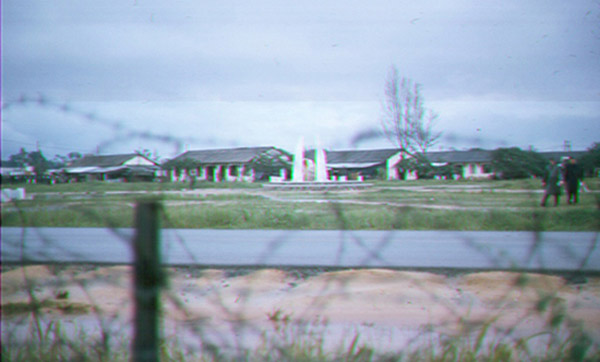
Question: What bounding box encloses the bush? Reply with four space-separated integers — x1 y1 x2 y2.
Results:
491 147 547 179
579 142 600 177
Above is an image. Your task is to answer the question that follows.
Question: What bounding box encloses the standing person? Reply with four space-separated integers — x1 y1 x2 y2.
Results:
564 157 583 204
540 159 562 207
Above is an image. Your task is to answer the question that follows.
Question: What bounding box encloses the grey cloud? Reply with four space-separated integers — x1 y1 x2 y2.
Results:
2 0 599 158
5 0 599 102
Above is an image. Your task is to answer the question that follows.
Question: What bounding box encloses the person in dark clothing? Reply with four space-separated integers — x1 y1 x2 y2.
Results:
563 158 583 204
541 159 562 207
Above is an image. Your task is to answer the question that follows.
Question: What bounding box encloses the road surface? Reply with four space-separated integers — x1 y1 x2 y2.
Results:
1 227 599 271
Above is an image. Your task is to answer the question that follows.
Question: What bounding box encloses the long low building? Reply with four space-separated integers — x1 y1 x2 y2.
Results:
305 148 588 181
51 147 588 184
424 150 495 180
164 146 292 182
0 160 35 183
64 154 161 182
305 148 404 181
423 149 587 180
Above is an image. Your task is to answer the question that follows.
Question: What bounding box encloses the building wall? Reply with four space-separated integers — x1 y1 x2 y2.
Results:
461 163 492 179
386 152 404 180
170 164 257 182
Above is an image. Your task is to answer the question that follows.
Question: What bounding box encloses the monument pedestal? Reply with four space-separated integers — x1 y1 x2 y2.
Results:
262 181 372 191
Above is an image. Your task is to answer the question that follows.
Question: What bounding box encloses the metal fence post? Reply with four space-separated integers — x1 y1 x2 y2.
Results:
133 200 163 362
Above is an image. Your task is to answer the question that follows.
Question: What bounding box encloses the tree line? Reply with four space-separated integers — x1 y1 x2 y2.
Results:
489 144 600 179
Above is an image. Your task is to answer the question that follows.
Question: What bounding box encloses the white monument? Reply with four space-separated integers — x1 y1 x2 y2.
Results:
263 136 370 190
315 140 329 182
292 136 329 182
292 136 305 182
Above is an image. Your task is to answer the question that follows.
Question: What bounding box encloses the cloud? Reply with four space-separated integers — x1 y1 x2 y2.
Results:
2 0 599 159
432 99 600 150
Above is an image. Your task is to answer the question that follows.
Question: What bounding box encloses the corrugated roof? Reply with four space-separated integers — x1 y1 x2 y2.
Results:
71 166 126 174
306 149 401 165
170 147 282 164
68 154 142 168
327 162 382 169
424 150 493 163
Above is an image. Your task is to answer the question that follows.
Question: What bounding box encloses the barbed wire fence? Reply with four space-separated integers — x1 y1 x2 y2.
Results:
1 97 600 361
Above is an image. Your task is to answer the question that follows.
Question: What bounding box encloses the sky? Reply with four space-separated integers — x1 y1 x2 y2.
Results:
2 0 599 161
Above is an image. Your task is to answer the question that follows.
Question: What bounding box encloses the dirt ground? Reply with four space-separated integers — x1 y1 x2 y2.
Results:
2 265 600 351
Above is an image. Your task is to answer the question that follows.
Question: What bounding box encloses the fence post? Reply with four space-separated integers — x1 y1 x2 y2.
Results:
133 200 163 362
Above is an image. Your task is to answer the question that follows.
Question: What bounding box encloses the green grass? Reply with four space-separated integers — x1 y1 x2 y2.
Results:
1 180 262 194
2 179 598 230
348 189 539 207
3 199 598 230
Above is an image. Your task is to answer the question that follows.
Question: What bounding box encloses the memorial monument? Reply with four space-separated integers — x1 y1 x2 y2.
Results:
264 137 371 190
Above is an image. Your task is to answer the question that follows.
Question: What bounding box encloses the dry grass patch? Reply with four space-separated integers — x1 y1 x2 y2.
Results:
457 272 571 303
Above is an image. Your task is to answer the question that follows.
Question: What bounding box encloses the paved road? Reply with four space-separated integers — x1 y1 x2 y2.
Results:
1 227 599 271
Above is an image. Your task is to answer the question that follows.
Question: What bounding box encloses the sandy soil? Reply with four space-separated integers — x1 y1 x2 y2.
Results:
3 265 600 350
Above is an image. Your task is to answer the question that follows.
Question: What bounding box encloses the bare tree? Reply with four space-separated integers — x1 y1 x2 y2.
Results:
380 66 442 156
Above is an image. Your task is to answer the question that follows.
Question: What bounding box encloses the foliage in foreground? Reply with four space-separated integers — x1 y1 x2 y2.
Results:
3 311 599 362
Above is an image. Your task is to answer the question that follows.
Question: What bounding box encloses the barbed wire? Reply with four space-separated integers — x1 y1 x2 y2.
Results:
1 98 599 361
1 94 230 157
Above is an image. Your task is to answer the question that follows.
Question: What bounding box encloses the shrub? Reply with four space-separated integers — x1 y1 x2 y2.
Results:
491 147 547 179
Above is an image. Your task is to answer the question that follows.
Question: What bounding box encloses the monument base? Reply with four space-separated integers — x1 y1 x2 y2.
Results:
262 181 373 191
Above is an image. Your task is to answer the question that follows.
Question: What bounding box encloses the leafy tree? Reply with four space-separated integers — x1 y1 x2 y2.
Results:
491 147 547 179
8 148 29 167
52 151 82 168
579 142 600 177
395 157 418 179
26 150 50 182
248 149 292 180
162 158 199 173
68 151 82 161
8 148 51 182
428 162 456 180
408 155 435 179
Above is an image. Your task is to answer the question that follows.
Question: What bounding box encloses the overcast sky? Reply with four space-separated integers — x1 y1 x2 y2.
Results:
2 0 599 160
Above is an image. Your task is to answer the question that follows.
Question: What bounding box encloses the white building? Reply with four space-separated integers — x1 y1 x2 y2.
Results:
64 153 160 182
165 147 292 183
304 148 406 181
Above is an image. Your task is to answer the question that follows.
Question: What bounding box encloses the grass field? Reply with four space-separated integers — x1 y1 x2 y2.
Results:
2 179 599 230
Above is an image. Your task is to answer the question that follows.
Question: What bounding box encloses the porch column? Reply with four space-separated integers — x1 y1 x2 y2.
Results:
226 165 232 182
214 166 221 182
239 165 245 182
387 160 398 180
